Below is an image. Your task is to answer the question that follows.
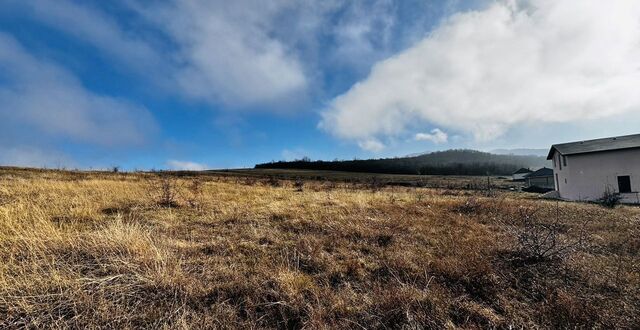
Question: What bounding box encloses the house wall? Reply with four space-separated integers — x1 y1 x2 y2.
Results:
513 173 529 181
526 176 554 189
553 148 640 203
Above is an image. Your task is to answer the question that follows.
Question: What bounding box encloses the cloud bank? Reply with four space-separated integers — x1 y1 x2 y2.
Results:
0 33 156 147
141 1 309 107
415 129 448 144
4 0 163 73
321 0 640 150
0 146 73 168
9 0 436 109
166 160 208 171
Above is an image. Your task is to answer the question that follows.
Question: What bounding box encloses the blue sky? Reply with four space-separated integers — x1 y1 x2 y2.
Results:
1 0 640 170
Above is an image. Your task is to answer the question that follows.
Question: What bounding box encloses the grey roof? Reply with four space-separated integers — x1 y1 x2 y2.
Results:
547 133 640 159
513 168 533 174
525 167 553 178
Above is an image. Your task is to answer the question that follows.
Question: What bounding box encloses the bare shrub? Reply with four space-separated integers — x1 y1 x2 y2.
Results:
267 176 281 187
149 177 180 208
453 197 482 214
484 177 497 197
294 179 304 192
369 177 384 192
599 189 621 208
324 180 337 190
242 177 257 186
507 205 587 262
186 179 204 209
440 189 460 196
484 189 497 198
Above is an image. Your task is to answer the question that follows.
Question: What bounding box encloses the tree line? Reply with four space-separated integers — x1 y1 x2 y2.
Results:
255 149 549 176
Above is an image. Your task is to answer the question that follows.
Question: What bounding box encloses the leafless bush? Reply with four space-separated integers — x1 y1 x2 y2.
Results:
294 179 304 192
484 189 497 198
187 179 204 209
149 177 180 208
242 177 257 186
507 205 587 262
266 176 281 187
440 189 460 196
453 197 482 214
599 189 621 208
324 180 337 190
483 186 497 198
369 177 385 192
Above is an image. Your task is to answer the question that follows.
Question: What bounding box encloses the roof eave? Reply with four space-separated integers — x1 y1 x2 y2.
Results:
555 145 640 158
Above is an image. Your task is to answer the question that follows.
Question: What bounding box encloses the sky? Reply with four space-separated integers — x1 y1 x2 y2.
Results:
1 0 640 170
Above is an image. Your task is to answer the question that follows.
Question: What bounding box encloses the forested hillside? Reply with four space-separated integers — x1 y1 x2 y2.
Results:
255 149 550 175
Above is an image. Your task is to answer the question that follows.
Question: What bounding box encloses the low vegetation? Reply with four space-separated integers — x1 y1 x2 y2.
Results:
0 168 638 328
599 189 623 208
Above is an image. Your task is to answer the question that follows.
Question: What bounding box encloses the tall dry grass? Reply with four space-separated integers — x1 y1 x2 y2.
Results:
0 168 638 328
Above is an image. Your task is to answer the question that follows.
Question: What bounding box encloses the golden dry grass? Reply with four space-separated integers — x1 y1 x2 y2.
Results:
0 168 638 329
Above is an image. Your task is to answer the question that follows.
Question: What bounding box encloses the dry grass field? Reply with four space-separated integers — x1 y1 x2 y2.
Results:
201 169 522 191
0 167 638 329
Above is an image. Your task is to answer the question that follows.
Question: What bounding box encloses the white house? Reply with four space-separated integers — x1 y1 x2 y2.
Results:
547 134 640 203
512 168 533 181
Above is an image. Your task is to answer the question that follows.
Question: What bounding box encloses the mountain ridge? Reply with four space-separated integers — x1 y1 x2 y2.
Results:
491 148 549 157
256 149 550 176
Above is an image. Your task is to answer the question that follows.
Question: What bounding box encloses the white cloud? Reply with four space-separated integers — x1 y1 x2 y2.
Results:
358 139 386 152
414 129 448 144
130 0 308 107
321 0 640 149
166 160 208 171
9 0 307 107
5 0 165 75
0 33 156 146
0 146 73 168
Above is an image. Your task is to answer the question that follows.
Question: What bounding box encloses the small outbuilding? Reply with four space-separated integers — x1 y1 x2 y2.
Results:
547 133 640 203
512 168 533 181
524 167 555 190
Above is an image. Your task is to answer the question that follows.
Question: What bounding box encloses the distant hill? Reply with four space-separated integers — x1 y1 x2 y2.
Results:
491 148 549 157
255 149 550 176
